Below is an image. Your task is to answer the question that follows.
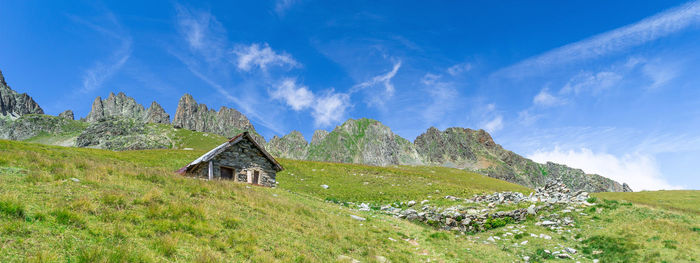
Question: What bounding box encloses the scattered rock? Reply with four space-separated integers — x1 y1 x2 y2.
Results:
70 178 80 182
407 200 417 207
320 184 329 189
350 215 366 221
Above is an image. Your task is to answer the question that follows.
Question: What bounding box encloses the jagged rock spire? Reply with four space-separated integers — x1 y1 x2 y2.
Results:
0 68 44 118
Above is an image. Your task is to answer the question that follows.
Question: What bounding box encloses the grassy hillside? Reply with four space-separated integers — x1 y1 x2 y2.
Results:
0 139 698 262
594 190 700 215
277 159 531 204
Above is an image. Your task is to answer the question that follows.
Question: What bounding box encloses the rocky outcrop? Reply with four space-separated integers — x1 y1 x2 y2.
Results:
172 94 264 144
0 69 44 119
311 130 329 145
58 110 74 120
86 92 172 125
0 114 87 141
413 127 627 192
143 101 170 124
86 92 145 122
76 117 170 150
266 130 308 159
622 183 633 192
306 118 419 166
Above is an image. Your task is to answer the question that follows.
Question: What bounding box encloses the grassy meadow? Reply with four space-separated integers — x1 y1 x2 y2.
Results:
0 139 698 262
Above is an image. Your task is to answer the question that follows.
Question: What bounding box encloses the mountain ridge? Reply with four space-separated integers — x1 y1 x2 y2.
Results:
0 68 630 192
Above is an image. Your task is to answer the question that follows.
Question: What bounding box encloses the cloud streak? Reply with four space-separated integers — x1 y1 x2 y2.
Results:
69 12 132 93
501 1 700 76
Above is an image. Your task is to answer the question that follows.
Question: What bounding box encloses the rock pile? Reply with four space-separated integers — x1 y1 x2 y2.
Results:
376 177 592 233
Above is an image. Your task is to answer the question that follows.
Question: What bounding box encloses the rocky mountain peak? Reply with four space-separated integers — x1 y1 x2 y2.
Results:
172 93 263 143
86 92 170 124
86 92 145 122
143 101 170 124
311 129 329 145
307 118 422 166
266 130 309 159
0 69 44 118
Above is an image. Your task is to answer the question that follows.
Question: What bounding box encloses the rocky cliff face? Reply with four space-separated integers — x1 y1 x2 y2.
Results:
143 101 170 124
0 69 44 119
413 127 629 192
172 94 264 144
266 130 308 159
306 118 420 166
85 92 170 124
86 92 145 122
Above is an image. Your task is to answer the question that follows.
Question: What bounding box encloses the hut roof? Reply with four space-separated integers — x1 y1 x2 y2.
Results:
176 132 283 174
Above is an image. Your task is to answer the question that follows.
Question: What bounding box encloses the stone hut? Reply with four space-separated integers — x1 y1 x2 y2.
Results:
176 132 283 187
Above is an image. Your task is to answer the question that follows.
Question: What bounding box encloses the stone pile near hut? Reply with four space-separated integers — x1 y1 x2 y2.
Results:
377 177 592 233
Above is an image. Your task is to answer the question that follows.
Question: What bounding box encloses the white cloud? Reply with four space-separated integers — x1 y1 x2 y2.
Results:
312 90 350 127
528 147 683 191
351 61 401 96
501 1 700 76
482 115 504 133
447 62 473 76
533 88 564 107
233 43 299 72
270 79 315 111
561 71 622 95
269 79 350 127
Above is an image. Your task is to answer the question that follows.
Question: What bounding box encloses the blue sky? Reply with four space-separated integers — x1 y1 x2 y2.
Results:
1 0 699 190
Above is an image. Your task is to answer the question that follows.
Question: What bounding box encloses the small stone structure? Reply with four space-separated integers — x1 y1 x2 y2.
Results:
176 132 283 187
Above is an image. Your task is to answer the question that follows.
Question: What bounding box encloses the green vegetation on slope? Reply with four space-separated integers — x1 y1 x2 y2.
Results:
277 159 531 204
0 140 514 262
594 190 700 215
0 139 698 262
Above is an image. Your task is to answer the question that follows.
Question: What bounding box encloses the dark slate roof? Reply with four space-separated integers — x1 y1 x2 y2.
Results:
176 132 283 174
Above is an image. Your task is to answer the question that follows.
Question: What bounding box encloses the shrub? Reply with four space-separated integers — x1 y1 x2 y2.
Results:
586 197 598 203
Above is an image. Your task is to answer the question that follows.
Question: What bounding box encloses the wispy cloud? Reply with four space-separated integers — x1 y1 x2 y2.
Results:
501 1 700 76
233 43 299 72
69 12 132 93
561 71 622 95
482 115 504 133
351 61 401 96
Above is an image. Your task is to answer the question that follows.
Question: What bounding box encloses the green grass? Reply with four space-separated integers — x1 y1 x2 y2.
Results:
594 190 700 214
0 139 516 262
277 158 531 204
0 139 698 262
